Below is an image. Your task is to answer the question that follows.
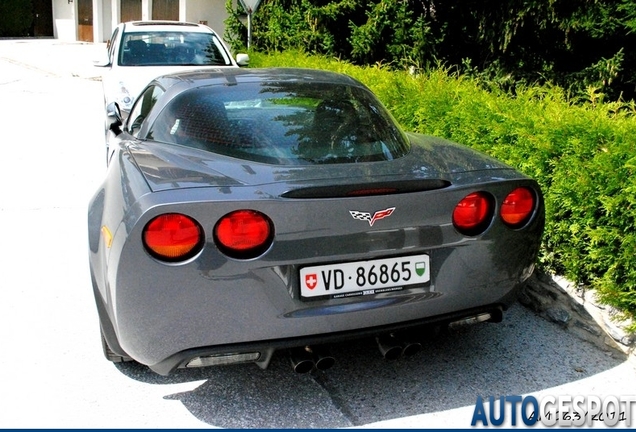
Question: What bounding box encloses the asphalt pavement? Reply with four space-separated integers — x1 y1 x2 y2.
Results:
0 39 635 428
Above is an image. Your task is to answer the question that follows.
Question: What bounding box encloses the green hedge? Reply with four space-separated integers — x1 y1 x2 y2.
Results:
250 50 636 328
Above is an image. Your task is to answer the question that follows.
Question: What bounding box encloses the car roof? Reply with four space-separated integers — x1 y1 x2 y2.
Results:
120 20 214 34
153 67 367 93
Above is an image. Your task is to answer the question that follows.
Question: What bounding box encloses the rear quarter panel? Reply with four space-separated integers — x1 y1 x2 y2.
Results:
88 141 152 324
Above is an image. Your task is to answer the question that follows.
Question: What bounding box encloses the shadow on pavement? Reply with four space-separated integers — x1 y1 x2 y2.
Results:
114 303 627 428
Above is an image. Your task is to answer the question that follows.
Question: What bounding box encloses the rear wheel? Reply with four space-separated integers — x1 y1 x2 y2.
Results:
100 327 133 363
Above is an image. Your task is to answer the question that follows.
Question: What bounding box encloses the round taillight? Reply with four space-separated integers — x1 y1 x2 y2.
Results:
501 187 535 228
453 192 493 236
143 213 204 262
214 210 274 259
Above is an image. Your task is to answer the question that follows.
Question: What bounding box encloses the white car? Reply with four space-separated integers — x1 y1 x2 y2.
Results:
96 20 248 118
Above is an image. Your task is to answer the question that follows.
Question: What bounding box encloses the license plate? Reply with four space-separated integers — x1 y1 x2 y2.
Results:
300 254 430 299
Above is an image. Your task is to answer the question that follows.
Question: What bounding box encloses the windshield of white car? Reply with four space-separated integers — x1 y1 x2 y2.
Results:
119 32 232 66
147 81 411 165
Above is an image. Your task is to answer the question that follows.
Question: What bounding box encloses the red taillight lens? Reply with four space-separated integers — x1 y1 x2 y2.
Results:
214 210 274 258
143 213 204 261
453 192 493 235
501 187 535 228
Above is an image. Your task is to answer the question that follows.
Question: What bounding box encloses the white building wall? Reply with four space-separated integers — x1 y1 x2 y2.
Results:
179 0 187 21
110 0 120 31
92 0 104 42
182 0 230 38
142 0 151 20
97 0 115 42
52 0 76 40
51 0 230 42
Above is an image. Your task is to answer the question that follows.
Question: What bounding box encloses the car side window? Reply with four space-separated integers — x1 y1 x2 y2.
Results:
126 85 165 138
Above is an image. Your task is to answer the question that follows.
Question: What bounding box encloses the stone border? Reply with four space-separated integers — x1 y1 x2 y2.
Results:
519 271 635 364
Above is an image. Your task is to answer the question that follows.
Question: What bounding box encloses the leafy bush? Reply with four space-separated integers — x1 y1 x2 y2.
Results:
250 50 636 329
225 0 357 56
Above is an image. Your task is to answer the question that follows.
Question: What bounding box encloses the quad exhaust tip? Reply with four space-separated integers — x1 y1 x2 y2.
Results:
292 311 501 372
376 311 498 360
289 346 335 373
376 334 422 360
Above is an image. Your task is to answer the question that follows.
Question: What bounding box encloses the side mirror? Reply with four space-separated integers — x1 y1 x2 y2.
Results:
93 54 111 67
236 53 249 67
106 102 123 136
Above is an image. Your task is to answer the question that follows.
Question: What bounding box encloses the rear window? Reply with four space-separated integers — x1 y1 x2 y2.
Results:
147 81 410 165
119 31 231 66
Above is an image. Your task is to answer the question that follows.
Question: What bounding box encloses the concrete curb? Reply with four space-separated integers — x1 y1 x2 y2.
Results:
520 271 635 365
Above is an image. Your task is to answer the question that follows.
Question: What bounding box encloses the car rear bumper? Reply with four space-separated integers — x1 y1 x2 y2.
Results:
148 297 513 375
97 219 540 370
94 270 522 375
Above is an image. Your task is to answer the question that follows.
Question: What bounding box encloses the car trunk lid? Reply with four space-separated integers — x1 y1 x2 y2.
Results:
128 133 513 194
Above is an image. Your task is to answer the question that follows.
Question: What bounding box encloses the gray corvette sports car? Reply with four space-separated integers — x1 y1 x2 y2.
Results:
89 67 544 375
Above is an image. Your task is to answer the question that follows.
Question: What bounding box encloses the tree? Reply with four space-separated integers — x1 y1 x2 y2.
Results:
224 0 636 101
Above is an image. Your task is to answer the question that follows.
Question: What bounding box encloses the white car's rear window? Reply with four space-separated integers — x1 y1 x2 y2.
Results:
119 31 231 66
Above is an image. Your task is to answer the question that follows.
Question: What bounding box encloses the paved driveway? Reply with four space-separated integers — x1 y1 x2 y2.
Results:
0 40 634 428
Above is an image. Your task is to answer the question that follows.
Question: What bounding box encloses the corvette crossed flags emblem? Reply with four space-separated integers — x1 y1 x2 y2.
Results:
349 207 396 226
